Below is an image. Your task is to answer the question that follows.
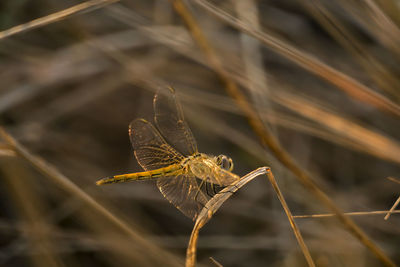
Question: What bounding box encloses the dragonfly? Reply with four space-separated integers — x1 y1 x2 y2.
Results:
96 87 240 220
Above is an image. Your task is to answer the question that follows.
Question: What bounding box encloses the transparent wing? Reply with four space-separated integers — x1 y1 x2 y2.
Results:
154 87 198 156
157 174 209 220
129 118 184 171
209 168 240 186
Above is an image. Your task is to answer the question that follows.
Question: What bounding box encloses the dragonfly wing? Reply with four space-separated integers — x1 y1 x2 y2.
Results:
129 118 184 171
157 174 209 220
153 87 198 156
209 167 240 186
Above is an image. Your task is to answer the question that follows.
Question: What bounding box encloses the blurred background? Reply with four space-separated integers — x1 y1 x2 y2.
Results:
0 0 399 266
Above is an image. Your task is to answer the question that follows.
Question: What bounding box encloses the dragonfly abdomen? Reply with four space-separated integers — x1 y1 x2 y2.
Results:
96 164 182 185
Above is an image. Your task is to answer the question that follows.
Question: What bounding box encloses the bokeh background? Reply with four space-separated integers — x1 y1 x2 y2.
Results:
0 0 399 266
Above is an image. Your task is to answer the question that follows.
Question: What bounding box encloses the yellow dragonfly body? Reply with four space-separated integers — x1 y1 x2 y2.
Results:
96 87 239 220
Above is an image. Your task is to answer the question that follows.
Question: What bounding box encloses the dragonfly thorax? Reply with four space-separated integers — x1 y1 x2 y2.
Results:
182 153 218 179
181 153 239 187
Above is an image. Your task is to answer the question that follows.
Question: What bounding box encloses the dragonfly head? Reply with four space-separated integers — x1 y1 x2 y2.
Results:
215 154 234 172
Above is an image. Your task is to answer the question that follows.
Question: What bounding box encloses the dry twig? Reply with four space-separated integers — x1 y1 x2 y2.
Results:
294 210 400 219
0 0 119 41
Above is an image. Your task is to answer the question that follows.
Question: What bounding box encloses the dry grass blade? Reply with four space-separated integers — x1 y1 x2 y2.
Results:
384 196 400 220
234 0 273 125
266 170 315 267
0 127 181 266
209 257 223 267
192 0 400 117
186 167 315 267
171 1 396 266
360 0 400 56
22 73 123 127
0 0 119 41
387 177 400 185
186 167 269 267
2 158 63 267
0 144 16 156
384 177 398 220
294 210 400 219
274 91 400 164
302 0 399 97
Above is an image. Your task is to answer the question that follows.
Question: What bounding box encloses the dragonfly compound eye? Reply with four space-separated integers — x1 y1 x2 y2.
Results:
217 155 234 171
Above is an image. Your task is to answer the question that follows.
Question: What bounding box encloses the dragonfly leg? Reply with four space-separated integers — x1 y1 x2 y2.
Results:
194 178 206 202
212 182 219 195
214 183 239 194
205 181 211 197
205 179 217 197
